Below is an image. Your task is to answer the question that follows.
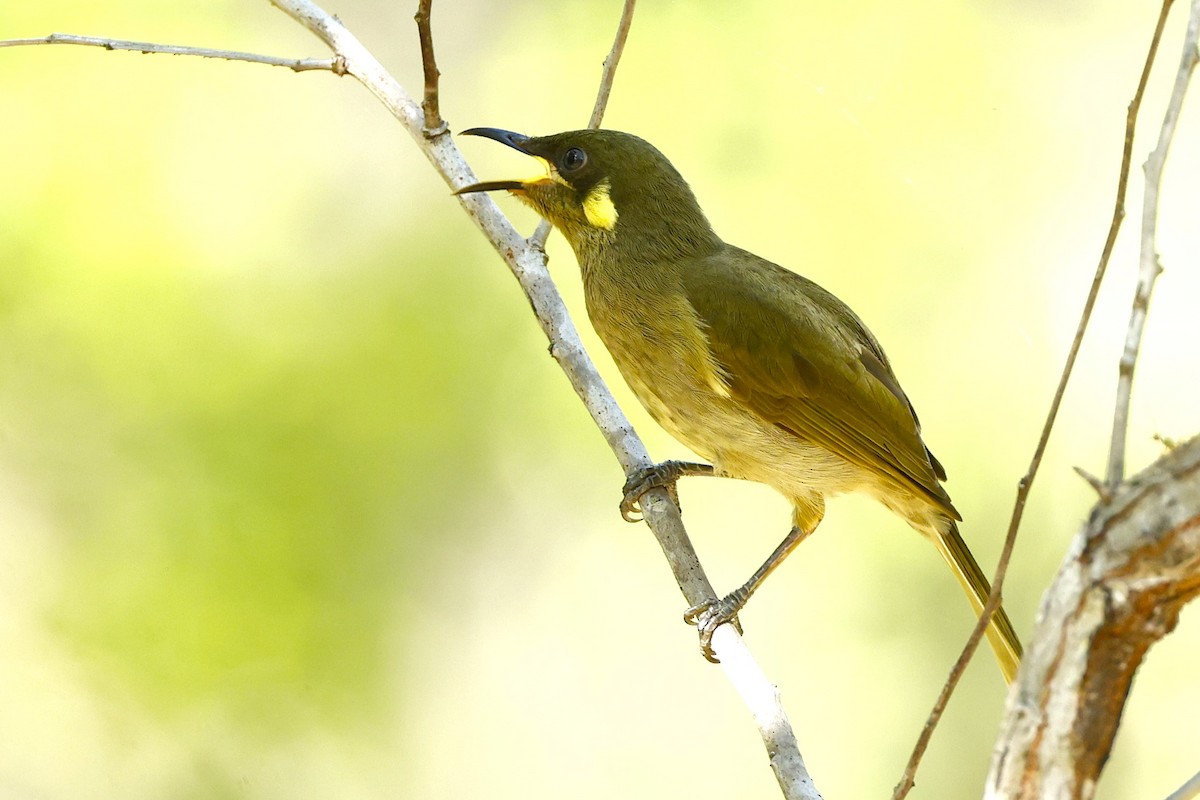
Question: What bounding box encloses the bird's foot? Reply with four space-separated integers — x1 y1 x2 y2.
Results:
683 588 748 663
620 460 714 522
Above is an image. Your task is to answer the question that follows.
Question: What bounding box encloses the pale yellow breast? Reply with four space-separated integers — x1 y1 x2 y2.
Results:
584 278 870 508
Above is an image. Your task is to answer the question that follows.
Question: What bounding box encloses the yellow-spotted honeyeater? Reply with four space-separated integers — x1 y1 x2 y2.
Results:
457 128 1021 684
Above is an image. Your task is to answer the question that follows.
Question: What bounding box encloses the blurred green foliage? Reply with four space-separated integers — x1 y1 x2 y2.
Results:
1 1 1198 798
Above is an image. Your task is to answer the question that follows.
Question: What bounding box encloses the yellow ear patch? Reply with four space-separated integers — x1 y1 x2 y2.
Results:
582 180 618 230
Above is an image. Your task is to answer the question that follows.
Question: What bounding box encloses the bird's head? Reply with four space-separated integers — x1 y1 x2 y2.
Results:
457 128 719 262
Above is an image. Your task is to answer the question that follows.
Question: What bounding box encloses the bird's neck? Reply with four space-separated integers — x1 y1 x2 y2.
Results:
569 194 723 280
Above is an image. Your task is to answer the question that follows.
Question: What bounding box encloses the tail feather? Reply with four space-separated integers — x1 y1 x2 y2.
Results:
931 521 1023 684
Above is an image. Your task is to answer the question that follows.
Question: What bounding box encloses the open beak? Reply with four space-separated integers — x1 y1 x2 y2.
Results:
455 127 541 195
453 179 525 194
460 127 533 153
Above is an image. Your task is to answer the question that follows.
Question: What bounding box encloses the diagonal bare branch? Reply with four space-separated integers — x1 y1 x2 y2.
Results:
892 3 1180 797
1107 0 1200 487
1003 0 1176 563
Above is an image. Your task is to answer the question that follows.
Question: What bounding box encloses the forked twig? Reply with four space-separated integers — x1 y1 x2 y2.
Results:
414 0 446 136
1107 0 1200 487
0 32 344 73
891 2 1180 797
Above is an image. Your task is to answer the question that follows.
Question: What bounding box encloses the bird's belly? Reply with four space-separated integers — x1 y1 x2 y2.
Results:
587 285 867 504
622 369 864 502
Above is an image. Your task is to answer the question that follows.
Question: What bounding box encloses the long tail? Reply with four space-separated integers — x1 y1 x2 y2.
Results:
931 521 1022 684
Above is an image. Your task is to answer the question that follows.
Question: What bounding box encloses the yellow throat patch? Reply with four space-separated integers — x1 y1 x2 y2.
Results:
582 180 618 230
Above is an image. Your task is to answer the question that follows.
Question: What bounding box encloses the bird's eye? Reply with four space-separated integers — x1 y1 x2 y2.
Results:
561 147 587 173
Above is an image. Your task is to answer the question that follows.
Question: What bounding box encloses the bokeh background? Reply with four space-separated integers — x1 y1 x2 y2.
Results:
2 1 1198 797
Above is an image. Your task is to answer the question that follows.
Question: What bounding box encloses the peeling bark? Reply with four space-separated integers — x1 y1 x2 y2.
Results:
988 435 1200 799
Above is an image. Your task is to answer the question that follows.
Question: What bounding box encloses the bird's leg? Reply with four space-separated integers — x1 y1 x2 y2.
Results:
684 523 815 662
620 460 715 522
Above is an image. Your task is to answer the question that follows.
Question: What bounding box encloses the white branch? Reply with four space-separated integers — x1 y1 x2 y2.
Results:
713 626 823 798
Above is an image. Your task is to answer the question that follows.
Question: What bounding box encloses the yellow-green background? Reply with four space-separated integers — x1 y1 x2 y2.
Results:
2 1 1198 797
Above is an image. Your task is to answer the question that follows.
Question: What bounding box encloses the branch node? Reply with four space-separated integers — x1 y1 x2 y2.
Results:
1074 466 1113 502
527 228 549 255
422 119 450 139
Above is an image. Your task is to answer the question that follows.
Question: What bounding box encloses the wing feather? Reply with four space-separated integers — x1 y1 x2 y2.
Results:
681 246 957 517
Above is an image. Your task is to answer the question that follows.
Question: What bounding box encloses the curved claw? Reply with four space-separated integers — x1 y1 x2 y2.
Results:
620 468 679 523
619 487 645 523
684 596 745 663
620 461 708 523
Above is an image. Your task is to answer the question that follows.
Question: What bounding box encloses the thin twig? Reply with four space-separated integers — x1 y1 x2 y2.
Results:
530 0 636 249
588 0 637 129
0 32 343 73
414 0 447 137
891 3 1178 797
892 520 1020 799
1073 465 1113 502
1107 0 1200 487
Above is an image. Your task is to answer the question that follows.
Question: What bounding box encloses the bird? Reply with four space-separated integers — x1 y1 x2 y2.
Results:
456 127 1022 683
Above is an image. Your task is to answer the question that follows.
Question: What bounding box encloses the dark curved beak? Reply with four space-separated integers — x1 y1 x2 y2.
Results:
459 127 533 153
455 128 536 195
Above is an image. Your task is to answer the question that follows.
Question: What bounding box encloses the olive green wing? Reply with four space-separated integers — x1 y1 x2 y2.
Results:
681 246 957 517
